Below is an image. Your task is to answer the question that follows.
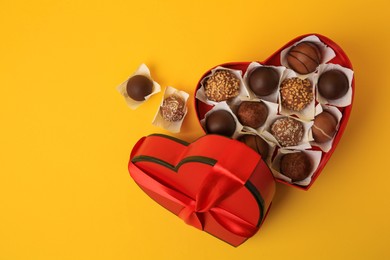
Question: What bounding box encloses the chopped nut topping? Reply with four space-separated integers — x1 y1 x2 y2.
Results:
280 77 313 111
204 70 240 102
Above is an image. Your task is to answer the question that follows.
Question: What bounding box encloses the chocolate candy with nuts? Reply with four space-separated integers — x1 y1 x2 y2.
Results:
280 77 313 112
271 117 304 147
204 70 240 102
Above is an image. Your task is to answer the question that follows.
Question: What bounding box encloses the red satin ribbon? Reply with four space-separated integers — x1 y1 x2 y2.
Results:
130 161 258 238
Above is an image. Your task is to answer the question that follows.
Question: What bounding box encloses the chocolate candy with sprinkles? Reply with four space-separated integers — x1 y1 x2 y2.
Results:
204 70 240 102
271 117 304 147
160 95 185 122
287 42 322 74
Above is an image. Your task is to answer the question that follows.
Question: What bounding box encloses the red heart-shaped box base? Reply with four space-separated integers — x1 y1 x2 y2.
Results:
195 34 354 190
129 134 275 246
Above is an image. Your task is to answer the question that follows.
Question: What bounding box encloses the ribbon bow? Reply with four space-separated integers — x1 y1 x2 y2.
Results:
130 161 259 238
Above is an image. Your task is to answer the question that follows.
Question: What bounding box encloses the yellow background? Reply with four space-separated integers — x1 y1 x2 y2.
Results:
1 0 389 259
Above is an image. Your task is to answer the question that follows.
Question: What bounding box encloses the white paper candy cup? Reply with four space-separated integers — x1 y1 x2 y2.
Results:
280 35 336 77
152 86 189 134
315 63 354 107
117 63 161 110
271 149 322 186
309 104 343 152
278 70 316 121
195 66 249 106
242 62 286 103
200 102 244 139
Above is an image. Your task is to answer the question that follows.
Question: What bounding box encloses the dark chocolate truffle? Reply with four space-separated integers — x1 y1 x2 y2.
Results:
280 152 312 182
204 70 240 102
287 42 322 74
247 67 279 96
271 117 304 147
237 101 268 129
126 75 153 101
160 95 185 122
317 69 349 100
312 111 338 143
237 135 269 159
205 110 236 137
280 77 313 111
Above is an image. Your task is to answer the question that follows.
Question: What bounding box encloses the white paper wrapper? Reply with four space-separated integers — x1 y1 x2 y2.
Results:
271 149 322 186
235 131 276 165
278 70 316 121
242 62 286 103
262 115 313 150
200 102 244 139
152 86 189 133
117 63 161 110
229 98 279 134
280 35 336 77
195 66 249 106
309 104 343 152
315 63 354 107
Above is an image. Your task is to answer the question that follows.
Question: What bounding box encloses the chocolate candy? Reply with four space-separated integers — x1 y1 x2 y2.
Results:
287 42 322 74
247 67 279 96
160 95 185 122
318 69 349 100
126 75 153 101
280 152 312 182
204 70 240 102
237 135 269 159
280 77 313 111
271 117 304 147
312 111 338 143
237 101 268 129
205 110 236 137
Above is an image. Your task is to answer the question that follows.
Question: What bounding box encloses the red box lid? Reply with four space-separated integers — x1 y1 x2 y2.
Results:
129 134 275 246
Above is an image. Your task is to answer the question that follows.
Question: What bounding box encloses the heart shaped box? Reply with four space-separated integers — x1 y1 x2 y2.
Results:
195 33 355 190
128 34 354 246
129 134 275 246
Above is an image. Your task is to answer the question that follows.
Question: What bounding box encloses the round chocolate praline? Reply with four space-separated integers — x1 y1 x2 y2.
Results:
318 70 349 100
160 95 185 122
287 41 322 74
312 111 338 143
126 75 153 101
280 152 312 182
205 110 236 137
237 135 269 159
247 67 279 96
237 101 268 129
271 117 304 147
